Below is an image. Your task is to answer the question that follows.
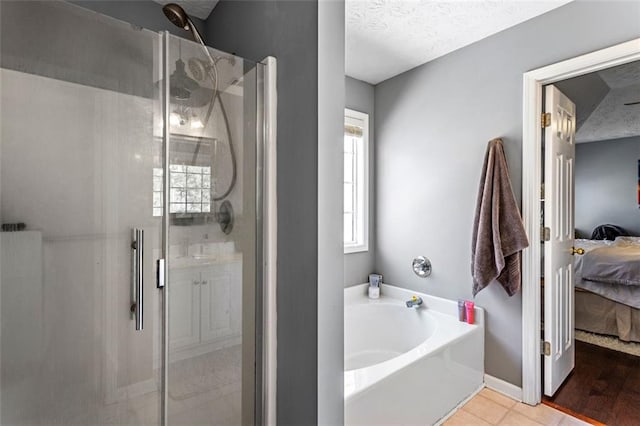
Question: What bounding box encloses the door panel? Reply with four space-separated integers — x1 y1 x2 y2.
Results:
0 2 164 423
165 34 259 425
544 85 577 397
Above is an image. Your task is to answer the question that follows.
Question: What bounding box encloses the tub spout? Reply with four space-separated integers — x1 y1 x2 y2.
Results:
406 296 423 308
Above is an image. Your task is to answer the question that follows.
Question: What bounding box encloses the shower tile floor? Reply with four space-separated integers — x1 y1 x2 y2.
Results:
167 344 242 425
99 344 242 425
444 388 594 426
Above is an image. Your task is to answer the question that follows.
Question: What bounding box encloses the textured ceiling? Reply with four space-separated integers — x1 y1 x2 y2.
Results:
599 62 640 89
152 0 218 20
555 61 640 143
576 84 640 143
573 61 640 143
347 0 573 84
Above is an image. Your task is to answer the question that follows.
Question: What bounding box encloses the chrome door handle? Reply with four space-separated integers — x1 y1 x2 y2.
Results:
131 228 144 331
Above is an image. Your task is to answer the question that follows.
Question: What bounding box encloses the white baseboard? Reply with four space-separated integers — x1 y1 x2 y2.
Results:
484 374 523 402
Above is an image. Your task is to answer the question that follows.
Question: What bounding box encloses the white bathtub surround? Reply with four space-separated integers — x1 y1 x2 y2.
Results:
344 284 485 425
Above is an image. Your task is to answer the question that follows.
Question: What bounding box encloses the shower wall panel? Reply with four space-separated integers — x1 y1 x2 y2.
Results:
0 67 162 424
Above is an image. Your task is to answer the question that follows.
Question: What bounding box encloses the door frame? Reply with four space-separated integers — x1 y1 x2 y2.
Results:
260 55 278 426
521 37 640 405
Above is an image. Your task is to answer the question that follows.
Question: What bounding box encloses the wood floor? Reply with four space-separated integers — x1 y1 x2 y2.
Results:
545 340 640 425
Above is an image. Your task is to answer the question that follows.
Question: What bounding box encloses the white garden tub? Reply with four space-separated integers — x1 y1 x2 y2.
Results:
344 284 484 425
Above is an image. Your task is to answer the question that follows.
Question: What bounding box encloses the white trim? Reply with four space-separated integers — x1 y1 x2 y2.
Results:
521 38 640 406
343 108 369 254
484 374 523 402
262 55 278 426
521 67 543 406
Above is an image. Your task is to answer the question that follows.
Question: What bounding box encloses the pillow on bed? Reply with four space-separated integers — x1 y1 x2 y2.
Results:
582 244 640 287
591 224 630 240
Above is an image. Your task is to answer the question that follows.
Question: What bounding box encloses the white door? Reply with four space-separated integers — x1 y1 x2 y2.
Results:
543 85 577 396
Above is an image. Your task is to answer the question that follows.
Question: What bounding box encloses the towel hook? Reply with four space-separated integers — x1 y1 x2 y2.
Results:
412 256 432 278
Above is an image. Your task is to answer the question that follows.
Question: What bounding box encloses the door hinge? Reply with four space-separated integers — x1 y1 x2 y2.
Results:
541 340 551 356
541 226 551 242
542 112 551 128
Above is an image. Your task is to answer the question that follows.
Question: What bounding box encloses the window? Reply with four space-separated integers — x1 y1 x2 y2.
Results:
152 164 212 216
344 108 369 253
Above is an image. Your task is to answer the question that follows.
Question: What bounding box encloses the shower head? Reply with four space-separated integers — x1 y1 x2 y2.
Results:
162 3 208 49
162 4 203 101
162 3 189 30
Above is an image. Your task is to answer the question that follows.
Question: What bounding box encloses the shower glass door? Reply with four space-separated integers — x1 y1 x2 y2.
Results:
0 1 164 423
0 2 263 425
163 34 259 425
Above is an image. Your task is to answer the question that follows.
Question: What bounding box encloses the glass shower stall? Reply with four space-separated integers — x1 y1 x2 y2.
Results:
0 1 275 424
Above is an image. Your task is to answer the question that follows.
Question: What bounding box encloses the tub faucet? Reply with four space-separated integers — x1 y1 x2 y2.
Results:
406 296 423 308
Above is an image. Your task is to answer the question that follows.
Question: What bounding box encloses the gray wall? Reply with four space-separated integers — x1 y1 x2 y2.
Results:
576 137 640 237
374 0 640 387
554 72 610 132
345 76 376 287
206 2 321 424
1 1 160 99
317 2 345 424
71 1 206 38
2 1 206 98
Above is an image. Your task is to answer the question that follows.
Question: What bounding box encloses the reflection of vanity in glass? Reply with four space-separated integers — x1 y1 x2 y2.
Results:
162 71 248 363
168 242 242 361
161 135 244 362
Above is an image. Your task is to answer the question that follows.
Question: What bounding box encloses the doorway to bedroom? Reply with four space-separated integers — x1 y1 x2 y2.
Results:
540 59 640 425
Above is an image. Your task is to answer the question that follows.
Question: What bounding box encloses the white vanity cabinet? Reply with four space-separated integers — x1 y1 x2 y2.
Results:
168 268 201 349
168 260 242 357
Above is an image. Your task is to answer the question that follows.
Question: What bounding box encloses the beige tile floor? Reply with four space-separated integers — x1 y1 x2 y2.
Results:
443 388 591 426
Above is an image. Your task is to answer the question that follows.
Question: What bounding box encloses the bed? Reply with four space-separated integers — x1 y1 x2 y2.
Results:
573 237 640 342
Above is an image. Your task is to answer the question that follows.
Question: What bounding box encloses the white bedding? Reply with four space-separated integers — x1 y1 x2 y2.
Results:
574 237 640 309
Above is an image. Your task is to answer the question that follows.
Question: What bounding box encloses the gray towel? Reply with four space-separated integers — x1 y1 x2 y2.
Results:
472 138 529 297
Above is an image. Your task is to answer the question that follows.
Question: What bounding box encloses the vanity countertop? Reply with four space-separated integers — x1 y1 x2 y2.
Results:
169 253 242 269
